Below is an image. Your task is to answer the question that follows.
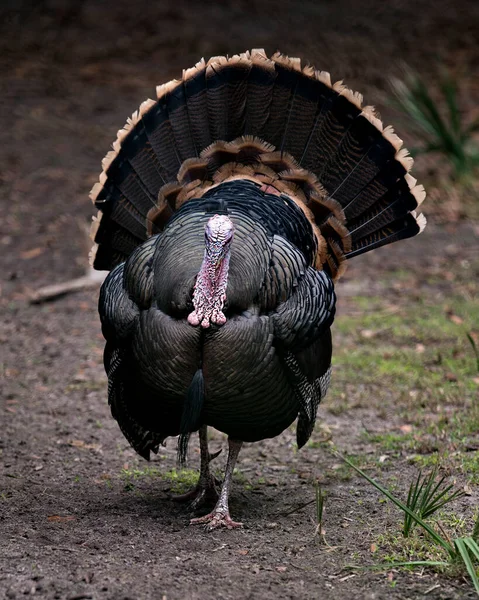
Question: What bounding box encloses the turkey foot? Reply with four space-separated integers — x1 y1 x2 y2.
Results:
190 437 243 531
190 508 243 530
173 426 221 509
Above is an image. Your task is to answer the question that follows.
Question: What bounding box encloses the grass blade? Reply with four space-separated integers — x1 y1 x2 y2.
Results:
424 487 465 517
441 74 461 137
472 513 479 544
314 482 326 538
337 453 455 557
463 117 479 137
454 538 479 596
467 332 479 373
347 560 450 571
464 538 479 561
421 471 465 518
404 470 423 537
316 483 324 526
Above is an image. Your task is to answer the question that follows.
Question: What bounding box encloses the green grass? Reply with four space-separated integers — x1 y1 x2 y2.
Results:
363 431 418 454
121 466 199 493
413 452 479 485
66 380 105 392
467 333 479 374
121 465 163 479
308 266 479 565
325 282 479 480
161 468 199 493
340 453 479 595
375 530 450 568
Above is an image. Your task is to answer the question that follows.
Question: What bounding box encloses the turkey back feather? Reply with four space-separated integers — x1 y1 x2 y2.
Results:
90 49 426 279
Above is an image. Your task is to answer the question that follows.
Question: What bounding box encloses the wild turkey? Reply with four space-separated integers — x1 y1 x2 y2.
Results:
90 50 426 529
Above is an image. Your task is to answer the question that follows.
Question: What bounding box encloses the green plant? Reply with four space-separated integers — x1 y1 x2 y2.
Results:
467 333 479 374
403 467 465 537
338 452 479 596
391 68 479 181
473 512 479 544
315 482 325 536
455 539 479 592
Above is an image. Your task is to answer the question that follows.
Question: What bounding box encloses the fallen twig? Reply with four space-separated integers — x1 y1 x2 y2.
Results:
29 269 107 304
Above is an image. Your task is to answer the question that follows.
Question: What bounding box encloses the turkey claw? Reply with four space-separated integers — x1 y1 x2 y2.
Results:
189 510 243 531
208 448 222 462
172 483 219 506
172 474 220 509
172 487 202 503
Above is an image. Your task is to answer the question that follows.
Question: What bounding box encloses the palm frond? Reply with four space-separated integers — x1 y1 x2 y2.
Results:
403 468 465 537
390 67 479 180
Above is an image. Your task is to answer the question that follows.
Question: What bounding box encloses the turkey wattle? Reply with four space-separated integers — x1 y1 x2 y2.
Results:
90 50 426 529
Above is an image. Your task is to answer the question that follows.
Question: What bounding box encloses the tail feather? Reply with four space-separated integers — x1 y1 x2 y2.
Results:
300 85 344 174
343 157 411 221
206 54 251 142
182 58 211 156
90 50 426 277
102 194 152 242
262 54 302 149
115 118 166 196
91 152 157 270
161 80 197 162
141 96 182 181
315 92 363 181
279 66 327 162
104 154 157 216
346 212 426 259
93 219 143 269
244 49 277 136
348 182 426 242
349 195 415 242
320 113 394 205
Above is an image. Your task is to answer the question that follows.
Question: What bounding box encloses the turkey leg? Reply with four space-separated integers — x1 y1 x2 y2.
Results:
173 425 220 508
190 438 243 530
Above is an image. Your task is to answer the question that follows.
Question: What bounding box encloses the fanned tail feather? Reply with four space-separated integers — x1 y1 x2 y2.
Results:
90 50 426 277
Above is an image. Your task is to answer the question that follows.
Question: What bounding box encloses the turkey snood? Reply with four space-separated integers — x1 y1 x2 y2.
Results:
188 214 234 328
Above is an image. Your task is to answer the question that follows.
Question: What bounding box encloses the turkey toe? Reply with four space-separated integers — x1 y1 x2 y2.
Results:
189 510 243 531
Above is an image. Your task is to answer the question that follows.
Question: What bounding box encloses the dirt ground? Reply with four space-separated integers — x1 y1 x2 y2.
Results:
1 1 479 599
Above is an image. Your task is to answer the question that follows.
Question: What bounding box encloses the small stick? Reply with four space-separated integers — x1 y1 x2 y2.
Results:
424 584 441 595
279 498 316 517
30 269 106 304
